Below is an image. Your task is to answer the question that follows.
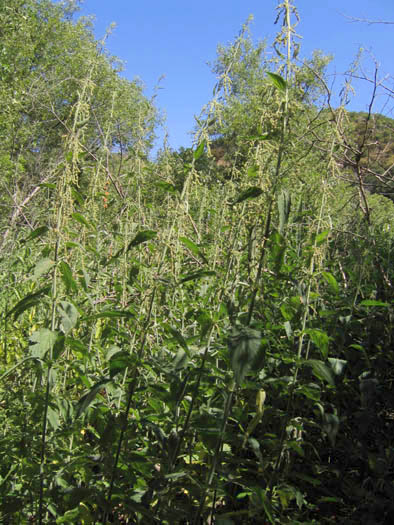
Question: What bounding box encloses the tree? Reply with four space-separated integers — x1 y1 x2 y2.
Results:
0 0 158 247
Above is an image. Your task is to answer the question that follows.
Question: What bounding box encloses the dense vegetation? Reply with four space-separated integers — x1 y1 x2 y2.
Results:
1 1 393 523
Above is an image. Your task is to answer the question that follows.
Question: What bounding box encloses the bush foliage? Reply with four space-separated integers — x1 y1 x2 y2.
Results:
1 1 393 523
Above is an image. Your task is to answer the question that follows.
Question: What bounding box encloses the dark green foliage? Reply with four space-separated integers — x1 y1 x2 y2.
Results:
1 1 394 524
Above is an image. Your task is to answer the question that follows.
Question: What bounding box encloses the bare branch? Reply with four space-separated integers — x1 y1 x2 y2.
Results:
341 13 394 25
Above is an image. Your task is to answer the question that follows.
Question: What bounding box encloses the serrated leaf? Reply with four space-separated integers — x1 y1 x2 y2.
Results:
328 358 347 376
47 406 60 430
179 270 216 284
307 360 335 386
109 231 157 262
267 72 287 92
59 261 77 293
58 301 79 335
127 230 157 249
230 187 263 206
193 139 206 160
75 378 111 419
179 237 208 263
164 324 190 355
321 271 339 294
71 187 84 205
29 328 58 359
228 327 264 385
7 285 51 319
306 328 329 359
72 212 91 228
32 258 54 281
172 349 188 371
284 321 292 338
109 351 131 379
22 226 48 243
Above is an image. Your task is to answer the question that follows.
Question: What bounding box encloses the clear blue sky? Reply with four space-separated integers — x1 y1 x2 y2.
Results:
74 0 394 151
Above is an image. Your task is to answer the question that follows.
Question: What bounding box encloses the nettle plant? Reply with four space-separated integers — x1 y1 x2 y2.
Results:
1 0 394 524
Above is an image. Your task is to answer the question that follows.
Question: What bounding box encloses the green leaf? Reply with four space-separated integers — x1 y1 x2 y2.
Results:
267 72 287 92
127 230 157 249
47 406 60 430
321 271 339 294
306 328 329 359
59 261 77 293
269 231 286 273
7 285 51 319
230 186 263 205
32 258 54 281
315 230 330 246
359 299 390 307
109 351 132 379
278 190 291 234
29 328 58 359
109 230 157 262
247 165 259 178
21 226 48 243
75 378 111 419
307 360 335 386
82 310 134 321
172 349 188 371
196 309 212 340
228 327 264 385
164 324 190 355
58 301 79 335
179 237 208 263
179 270 216 283
155 181 177 193
72 212 91 228
328 358 347 376
193 139 206 160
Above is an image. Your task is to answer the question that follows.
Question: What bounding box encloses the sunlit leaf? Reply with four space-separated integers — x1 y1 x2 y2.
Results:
172 349 188 370
315 230 330 246
359 299 390 307
267 71 287 92
72 212 91 228
59 261 77 293
328 358 347 376
32 258 54 281
58 301 79 335
321 271 339 294
29 328 58 359
307 359 335 386
193 139 206 160
180 236 208 263
306 328 330 359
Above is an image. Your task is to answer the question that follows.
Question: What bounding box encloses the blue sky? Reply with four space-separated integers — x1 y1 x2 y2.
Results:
75 0 394 151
